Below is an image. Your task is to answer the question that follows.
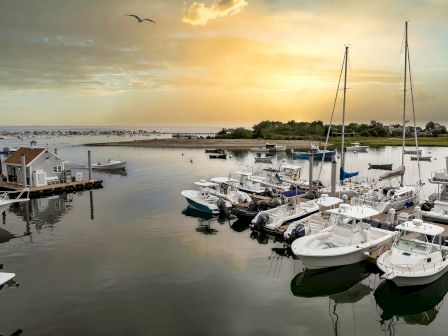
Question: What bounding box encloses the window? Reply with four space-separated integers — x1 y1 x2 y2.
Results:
53 165 62 173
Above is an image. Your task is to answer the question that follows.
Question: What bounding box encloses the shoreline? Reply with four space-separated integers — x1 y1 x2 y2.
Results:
85 138 323 150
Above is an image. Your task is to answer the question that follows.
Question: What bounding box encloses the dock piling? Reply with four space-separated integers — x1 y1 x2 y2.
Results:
88 150 92 181
21 154 27 188
331 158 337 197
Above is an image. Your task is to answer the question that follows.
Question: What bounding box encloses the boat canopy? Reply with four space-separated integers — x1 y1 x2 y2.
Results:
397 219 444 236
379 165 405 181
340 167 359 181
327 204 380 220
311 194 342 207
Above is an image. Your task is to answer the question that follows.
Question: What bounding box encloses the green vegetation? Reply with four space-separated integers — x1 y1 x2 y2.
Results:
215 120 448 146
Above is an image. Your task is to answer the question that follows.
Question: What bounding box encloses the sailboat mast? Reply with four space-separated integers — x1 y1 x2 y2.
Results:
401 21 408 187
341 46 348 184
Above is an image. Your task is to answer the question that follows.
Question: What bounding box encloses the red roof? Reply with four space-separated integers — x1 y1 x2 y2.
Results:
4 147 46 166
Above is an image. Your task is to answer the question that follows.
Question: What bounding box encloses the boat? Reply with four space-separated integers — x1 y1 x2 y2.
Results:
368 163 393 171
291 203 397 269
292 144 335 162
211 172 265 195
251 199 320 231
181 181 231 215
254 157 272 164
92 159 126 171
204 149 224 154
283 195 342 242
0 189 30 214
250 143 286 153
377 219 448 286
404 149 422 155
0 272 16 288
346 142 369 152
411 155 431 161
207 180 251 205
209 152 227 159
422 158 448 223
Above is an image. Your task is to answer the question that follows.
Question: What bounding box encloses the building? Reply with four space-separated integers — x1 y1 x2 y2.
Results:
3 147 64 187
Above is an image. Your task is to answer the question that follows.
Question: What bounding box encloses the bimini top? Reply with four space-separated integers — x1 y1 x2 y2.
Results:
210 177 238 184
194 181 218 188
310 194 342 208
397 219 444 236
327 203 380 220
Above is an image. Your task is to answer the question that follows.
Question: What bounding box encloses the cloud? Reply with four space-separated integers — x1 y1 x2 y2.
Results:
182 0 248 26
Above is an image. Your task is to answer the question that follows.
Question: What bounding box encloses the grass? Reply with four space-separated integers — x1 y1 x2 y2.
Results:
330 135 448 148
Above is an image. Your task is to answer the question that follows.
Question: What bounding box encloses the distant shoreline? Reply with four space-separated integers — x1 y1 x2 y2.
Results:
85 138 321 150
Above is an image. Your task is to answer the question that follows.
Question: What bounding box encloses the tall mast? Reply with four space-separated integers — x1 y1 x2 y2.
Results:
340 46 348 185
401 21 408 187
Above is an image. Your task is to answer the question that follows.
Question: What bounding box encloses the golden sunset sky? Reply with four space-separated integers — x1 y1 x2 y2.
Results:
0 0 447 126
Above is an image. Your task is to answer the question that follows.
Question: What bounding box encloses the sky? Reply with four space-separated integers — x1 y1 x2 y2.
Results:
0 0 447 127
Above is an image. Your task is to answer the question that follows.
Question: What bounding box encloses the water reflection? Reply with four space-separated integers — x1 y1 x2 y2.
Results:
291 262 378 335
182 207 235 235
374 272 448 326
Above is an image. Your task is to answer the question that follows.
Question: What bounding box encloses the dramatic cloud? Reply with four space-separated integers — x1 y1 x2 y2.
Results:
182 0 248 26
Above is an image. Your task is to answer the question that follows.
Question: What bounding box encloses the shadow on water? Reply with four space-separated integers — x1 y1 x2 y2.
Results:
229 219 249 233
374 271 448 326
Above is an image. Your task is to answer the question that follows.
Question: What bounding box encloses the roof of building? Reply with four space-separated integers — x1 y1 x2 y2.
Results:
3 147 46 166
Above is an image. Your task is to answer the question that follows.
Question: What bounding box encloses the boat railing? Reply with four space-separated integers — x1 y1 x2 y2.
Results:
379 257 446 276
0 188 29 201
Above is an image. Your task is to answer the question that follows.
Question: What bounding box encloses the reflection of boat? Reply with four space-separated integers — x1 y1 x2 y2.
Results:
92 160 126 171
182 207 214 221
291 261 374 298
250 143 286 153
377 219 448 286
368 163 392 171
291 204 397 269
374 271 448 325
292 144 335 162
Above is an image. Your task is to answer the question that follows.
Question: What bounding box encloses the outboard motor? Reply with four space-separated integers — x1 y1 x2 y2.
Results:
217 198 230 215
253 212 269 230
289 224 306 241
421 201 433 212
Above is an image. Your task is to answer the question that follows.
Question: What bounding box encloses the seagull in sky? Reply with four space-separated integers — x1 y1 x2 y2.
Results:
127 14 156 24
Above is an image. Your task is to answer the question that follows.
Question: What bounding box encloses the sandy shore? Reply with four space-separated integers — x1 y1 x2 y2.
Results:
86 138 327 150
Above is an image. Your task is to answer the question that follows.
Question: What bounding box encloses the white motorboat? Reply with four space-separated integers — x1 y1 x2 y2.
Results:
92 160 126 171
211 172 265 194
377 219 448 286
181 181 231 215
346 142 369 152
422 158 448 223
283 195 342 241
250 143 286 153
251 199 320 230
207 180 251 204
0 189 30 213
291 203 397 269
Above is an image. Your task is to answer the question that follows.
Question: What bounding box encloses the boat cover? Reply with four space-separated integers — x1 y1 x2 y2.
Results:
379 165 405 181
340 167 359 181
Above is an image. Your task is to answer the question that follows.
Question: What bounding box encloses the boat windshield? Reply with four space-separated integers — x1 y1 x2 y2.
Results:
330 214 356 229
396 232 430 254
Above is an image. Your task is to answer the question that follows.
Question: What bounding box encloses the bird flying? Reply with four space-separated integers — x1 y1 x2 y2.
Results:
127 14 156 23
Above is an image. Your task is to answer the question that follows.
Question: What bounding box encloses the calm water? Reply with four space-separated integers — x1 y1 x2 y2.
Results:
0 137 447 335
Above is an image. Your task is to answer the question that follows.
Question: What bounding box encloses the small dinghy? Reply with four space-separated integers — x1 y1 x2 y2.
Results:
92 160 126 171
291 203 397 269
0 189 30 214
377 219 448 287
368 163 393 171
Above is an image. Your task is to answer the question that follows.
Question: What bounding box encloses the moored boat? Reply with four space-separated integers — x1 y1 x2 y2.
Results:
92 159 126 171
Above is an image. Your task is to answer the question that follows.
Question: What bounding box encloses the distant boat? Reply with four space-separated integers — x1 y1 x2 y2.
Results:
404 149 422 155
209 152 227 159
368 163 393 170
250 143 286 153
411 155 431 161
92 160 126 171
292 144 335 162
205 149 224 154
346 142 369 152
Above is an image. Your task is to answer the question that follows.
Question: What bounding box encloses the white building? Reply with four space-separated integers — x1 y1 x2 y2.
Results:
3 147 64 187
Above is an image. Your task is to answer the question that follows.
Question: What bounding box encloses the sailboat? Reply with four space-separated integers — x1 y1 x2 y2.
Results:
353 22 420 213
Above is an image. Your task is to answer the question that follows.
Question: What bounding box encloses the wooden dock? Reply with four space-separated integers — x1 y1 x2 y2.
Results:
0 179 103 199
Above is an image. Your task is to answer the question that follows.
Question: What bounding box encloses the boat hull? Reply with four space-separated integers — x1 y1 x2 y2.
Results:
92 161 126 171
292 151 335 162
181 191 219 215
421 211 448 224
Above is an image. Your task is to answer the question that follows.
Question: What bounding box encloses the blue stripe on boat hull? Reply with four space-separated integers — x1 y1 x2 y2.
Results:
185 198 217 214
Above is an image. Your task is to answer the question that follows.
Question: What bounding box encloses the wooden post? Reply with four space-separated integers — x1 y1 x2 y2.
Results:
88 150 92 181
54 148 58 155
331 157 337 197
308 155 314 192
21 154 27 188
